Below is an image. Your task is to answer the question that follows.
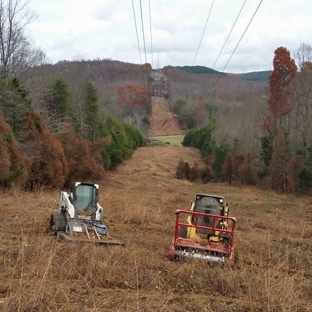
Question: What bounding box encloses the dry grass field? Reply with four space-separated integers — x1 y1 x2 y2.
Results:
0 144 312 312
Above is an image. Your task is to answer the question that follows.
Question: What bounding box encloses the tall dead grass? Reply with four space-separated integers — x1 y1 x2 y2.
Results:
0 149 312 311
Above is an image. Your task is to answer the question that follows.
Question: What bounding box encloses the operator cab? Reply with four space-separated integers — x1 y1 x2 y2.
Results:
72 182 99 216
192 194 228 231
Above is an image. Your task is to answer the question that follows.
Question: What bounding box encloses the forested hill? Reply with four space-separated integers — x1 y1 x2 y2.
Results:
236 70 272 82
26 60 269 135
0 57 270 191
174 65 271 82
174 65 221 75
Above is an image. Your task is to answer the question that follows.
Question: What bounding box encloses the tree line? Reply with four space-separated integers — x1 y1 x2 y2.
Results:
180 45 312 195
0 0 147 190
0 76 146 190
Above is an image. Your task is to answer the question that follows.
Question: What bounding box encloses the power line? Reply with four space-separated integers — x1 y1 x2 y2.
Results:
131 0 146 88
149 0 153 68
192 0 215 66
131 0 142 65
139 0 151 95
139 0 148 66
166 0 175 68
212 0 263 89
211 0 247 70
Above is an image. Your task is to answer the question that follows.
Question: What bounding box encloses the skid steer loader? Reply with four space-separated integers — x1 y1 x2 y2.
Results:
48 182 124 245
169 194 237 266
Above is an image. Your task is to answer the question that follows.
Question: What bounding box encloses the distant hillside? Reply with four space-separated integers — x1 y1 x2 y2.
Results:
237 71 272 82
164 66 268 104
173 66 271 83
24 60 269 141
175 65 221 75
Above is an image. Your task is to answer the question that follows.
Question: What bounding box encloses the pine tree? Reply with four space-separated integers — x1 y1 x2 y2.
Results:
269 129 289 192
212 141 229 180
0 110 24 187
43 77 70 121
83 81 100 141
0 78 30 133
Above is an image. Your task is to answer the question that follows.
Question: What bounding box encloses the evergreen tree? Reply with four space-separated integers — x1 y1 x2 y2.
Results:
102 114 129 169
44 77 70 118
182 128 197 147
258 135 273 179
298 146 312 195
83 81 102 141
212 141 229 179
0 78 30 133
269 129 289 192
43 77 70 132
0 110 24 186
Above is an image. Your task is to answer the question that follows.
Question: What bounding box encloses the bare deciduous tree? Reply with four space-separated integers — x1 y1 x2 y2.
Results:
292 43 312 151
0 0 45 79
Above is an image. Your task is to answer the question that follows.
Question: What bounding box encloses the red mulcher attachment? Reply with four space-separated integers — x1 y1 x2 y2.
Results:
169 209 237 266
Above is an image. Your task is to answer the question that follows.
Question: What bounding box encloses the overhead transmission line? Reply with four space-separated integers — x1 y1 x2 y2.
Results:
139 0 152 95
211 0 247 70
192 0 215 66
131 0 147 89
149 0 153 68
165 0 176 69
212 0 264 89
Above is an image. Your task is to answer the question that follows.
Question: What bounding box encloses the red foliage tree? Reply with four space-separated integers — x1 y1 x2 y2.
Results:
233 154 245 180
200 166 214 184
237 153 257 186
116 84 151 112
22 109 68 190
188 162 200 182
262 47 297 138
58 125 105 187
287 154 304 194
176 158 187 179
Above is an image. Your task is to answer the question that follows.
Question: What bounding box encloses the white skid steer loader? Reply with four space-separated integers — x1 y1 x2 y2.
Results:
49 182 123 245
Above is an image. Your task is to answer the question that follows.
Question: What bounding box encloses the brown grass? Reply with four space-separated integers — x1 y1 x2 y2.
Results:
0 145 312 311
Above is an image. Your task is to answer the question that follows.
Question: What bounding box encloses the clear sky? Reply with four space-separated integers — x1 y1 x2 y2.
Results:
27 0 312 73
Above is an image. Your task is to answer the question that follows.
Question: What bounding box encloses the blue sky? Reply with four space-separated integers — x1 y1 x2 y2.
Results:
27 0 312 73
